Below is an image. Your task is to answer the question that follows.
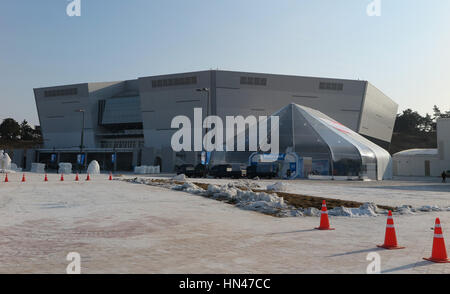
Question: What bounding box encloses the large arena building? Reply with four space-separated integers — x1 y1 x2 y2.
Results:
32 70 398 172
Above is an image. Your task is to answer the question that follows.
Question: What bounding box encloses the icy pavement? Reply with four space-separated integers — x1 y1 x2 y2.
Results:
0 173 449 273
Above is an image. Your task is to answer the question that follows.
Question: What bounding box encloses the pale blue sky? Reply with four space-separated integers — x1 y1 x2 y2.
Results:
1 0 449 126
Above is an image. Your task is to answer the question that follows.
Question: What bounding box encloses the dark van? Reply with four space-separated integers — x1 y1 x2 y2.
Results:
230 164 247 179
176 164 195 177
247 163 278 179
209 164 233 178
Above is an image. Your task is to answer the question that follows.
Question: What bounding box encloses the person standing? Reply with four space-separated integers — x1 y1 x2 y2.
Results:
442 171 447 183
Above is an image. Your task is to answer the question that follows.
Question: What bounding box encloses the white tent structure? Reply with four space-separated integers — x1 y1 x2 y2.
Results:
392 149 441 177
213 103 393 180
392 118 450 177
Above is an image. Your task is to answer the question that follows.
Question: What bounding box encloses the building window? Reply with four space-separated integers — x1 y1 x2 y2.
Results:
152 76 198 88
100 140 144 149
319 82 344 91
44 88 78 97
240 76 267 86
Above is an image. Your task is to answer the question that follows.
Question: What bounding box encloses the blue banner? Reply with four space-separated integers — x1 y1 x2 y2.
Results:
77 154 85 165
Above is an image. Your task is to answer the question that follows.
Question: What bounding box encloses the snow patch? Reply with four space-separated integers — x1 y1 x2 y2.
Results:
232 179 261 190
31 163 45 173
10 163 22 172
397 205 416 215
134 166 161 174
266 182 289 192
172 182 205 195
232 190 303 216
58 163 72 174
87 160 100 175
0 150 12 171
207 184 239 200
303 207 320 217
129 177 300 216
418 205 441 212
328 203 378 217
173 174 186 181
123 177 450 218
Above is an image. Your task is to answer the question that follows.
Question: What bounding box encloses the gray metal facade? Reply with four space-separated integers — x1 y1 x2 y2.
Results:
34 70 398 172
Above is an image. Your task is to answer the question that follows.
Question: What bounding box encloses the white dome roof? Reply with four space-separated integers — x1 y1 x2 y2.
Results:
394 149 438 157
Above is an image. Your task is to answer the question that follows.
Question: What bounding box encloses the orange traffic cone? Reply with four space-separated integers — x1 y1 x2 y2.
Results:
315 200 335 230
44 174 48 182
109 172 112 181
4 173 9 183
60 173 64 181
75 173 79 181
86 173 91 181
377 211 405 250
21 173 26 182
423 218 450 263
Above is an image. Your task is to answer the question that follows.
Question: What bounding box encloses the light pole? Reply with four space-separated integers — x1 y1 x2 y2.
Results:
196 88 210 118
75 109 85 171
196 88 211 167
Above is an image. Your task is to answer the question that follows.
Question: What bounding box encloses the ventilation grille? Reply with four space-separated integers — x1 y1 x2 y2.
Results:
152 76 197 88
240 76 267 86
319 82 344 91
44 88 78 97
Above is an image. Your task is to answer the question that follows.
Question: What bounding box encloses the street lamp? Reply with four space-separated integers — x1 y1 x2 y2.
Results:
196 88 210 118
75 109 85 171
196 88 211 168
75 109 85 151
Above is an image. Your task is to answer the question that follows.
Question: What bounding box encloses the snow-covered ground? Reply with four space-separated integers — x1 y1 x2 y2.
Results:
0 173 449 273
162 176 450 208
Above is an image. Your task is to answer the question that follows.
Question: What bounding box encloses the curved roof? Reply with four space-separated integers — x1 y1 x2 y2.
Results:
219 103 393 180
291 104 393 180
394 149 438 157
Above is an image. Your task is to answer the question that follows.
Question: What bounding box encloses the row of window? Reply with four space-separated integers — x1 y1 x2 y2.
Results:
44 88 78 97
152 76 197 88
240 76 267 86
100 140 144 149
319 82 344 91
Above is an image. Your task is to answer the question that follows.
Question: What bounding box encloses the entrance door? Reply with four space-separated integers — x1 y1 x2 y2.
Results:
425 160 431 177
154 157 162 170
365 163 377 180
303 157 313 178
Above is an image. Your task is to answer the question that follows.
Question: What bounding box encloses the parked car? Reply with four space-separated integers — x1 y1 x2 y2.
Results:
209 164 233 178
247 163 279 179
193 164 207 178
176 164 195 177
230 164 247 179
